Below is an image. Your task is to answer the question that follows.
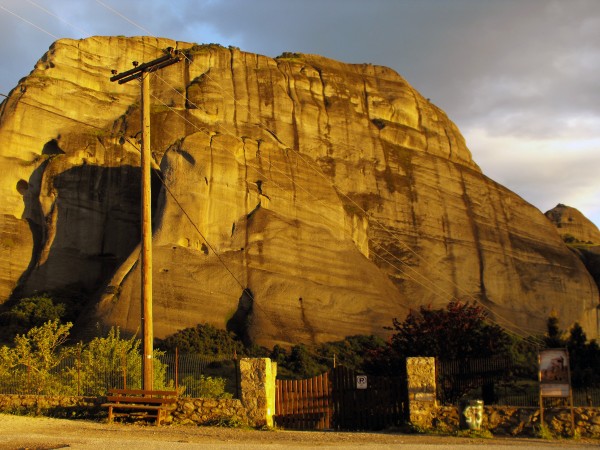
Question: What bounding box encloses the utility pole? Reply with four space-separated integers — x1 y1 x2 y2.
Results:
110 48 183 391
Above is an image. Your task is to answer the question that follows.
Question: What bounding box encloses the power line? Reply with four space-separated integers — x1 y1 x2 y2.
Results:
144 82 541 343
0 4 413 349
24 0 91 37
0 4 59 39
3 3 550 342
147 54 542 340
95 0 154 36
101 0 548 338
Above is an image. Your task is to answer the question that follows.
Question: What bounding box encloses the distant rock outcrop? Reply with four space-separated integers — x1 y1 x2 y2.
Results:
0 37 597 344
545 204 600 296
545 204 600 245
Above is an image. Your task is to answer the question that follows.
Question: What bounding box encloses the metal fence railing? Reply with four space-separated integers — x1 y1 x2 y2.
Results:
0 351 238 398
436 355 600 407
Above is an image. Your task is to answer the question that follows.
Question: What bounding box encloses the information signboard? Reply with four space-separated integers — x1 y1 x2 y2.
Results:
539 348 570 397
538 348 574 435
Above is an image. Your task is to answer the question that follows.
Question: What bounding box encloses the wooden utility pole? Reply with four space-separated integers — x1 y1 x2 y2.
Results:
110 48 183 390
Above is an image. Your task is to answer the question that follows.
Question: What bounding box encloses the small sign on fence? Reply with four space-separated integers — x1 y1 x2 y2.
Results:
356 375 368 389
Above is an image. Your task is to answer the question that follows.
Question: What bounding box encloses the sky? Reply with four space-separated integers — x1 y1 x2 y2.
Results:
0 0 598 228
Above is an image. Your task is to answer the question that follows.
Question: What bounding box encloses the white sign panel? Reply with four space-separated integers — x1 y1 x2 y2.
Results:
356 375 368 389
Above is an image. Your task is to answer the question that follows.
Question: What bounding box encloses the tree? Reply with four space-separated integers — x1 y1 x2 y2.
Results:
316 335 386 370
282 344 328 379
0 294 66 341
8 320 74 394
566 322 600 389
366 301 512 374
157 323 244 357
392 301 510 359
73 327 142 394
10 295 65 326
544 312 566 348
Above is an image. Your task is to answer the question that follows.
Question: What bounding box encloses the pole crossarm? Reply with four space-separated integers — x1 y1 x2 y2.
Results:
110 47 183 84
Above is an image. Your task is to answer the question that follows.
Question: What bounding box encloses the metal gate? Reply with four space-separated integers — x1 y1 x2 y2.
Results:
274 366 407 431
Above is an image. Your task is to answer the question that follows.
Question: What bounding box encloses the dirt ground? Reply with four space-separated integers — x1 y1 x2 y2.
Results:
0 414 598 450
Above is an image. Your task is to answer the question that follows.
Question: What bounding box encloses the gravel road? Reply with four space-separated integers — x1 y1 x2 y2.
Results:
0 414 598 450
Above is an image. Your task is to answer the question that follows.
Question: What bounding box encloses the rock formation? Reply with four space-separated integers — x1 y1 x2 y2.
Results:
0 37 598 345
545 204 600 300
545 204 600 245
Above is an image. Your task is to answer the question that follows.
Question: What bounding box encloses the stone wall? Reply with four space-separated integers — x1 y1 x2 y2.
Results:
0 394 250 426
0 395 102 417
170 398 248 426
405 357 600 437
0 358 277 428
432 405 600 437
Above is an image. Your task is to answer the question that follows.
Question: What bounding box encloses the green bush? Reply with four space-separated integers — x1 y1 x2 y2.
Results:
0 320 74 395
0 321 170 396
180 374 231 399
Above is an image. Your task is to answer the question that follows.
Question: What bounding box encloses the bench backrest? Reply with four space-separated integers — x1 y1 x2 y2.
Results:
107 388 178 397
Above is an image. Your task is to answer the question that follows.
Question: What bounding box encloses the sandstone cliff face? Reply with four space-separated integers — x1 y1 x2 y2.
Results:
0 37 597 344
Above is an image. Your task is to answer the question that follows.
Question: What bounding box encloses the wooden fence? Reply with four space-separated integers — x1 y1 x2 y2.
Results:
275 367 406 431
274 372 331 430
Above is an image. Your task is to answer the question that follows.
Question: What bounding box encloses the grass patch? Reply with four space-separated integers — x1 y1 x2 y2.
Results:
455 429 494 439
535 424 555 440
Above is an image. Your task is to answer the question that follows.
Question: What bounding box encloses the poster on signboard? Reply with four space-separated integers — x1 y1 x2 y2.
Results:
538 348 574 434
539 349 570 397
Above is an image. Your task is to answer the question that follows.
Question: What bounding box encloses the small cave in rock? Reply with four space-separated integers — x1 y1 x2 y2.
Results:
16 179 29 195
42 139 65 156
175 148 196 165
371 118 386 130
226 288 254 347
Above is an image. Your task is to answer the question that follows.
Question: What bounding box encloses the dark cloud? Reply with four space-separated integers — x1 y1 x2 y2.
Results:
0 0 598 226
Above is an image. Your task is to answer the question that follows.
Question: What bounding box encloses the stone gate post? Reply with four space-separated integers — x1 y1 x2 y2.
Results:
406 357 437 429
239 358 277 427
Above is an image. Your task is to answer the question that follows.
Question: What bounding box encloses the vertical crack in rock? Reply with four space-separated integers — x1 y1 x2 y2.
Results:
229 48 238 128
315 67 333 156
298 297 317 344
436 164 459 298
411 90 428 154
443 127 454 161
459 169 487 303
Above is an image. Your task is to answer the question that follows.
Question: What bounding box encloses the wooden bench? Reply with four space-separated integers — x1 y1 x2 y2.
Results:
102 388 178 426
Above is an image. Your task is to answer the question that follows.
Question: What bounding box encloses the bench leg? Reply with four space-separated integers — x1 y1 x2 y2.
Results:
108 406 114 424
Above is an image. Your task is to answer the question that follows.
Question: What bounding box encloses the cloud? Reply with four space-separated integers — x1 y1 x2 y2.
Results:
466 127 600 225
0 0 598 227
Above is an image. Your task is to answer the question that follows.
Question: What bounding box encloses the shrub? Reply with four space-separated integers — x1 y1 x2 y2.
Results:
180 375 231 399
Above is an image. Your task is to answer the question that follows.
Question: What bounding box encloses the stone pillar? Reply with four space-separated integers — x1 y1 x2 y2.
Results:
406 357 437 429
239 358 277 427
